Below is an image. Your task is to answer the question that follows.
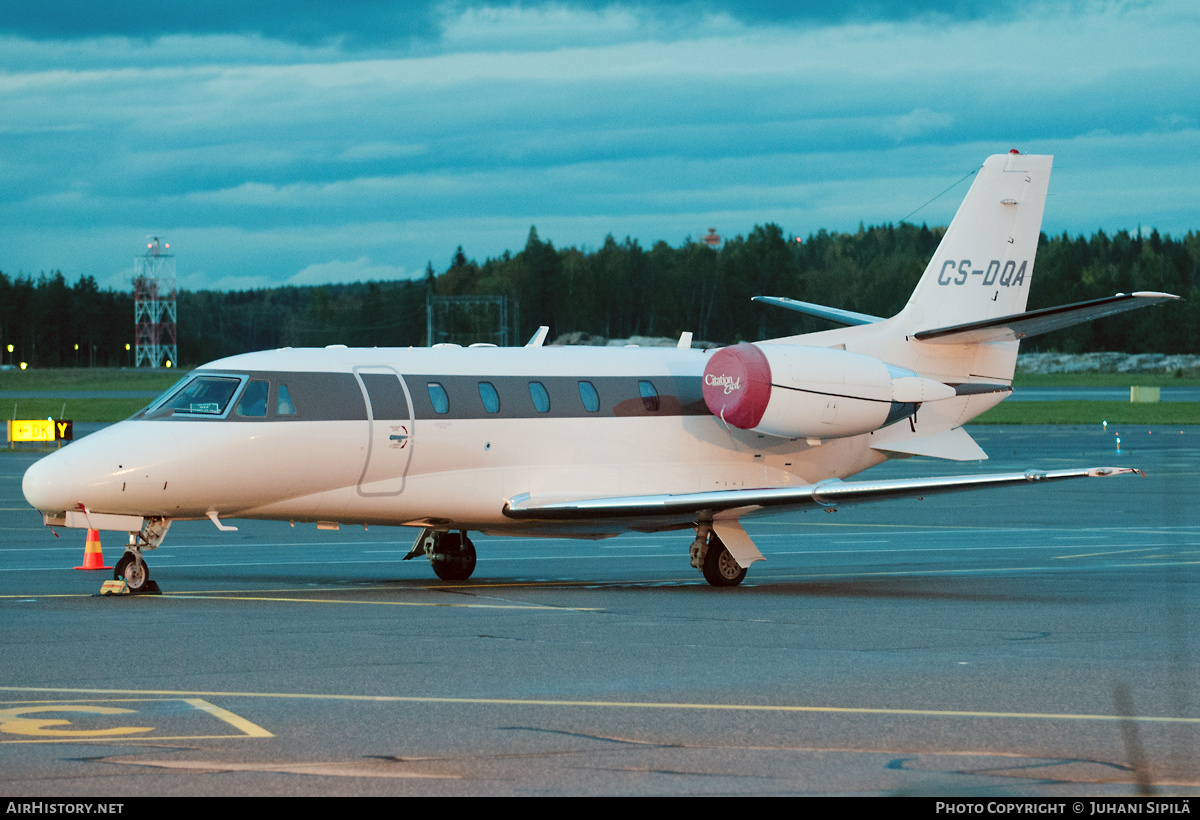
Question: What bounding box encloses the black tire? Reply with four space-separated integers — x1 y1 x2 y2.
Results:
701 535 746 587
114 553 150 591
431 532 477 581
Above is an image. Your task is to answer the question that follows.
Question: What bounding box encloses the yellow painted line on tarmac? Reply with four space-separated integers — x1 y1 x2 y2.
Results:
0 593 99 599
170 593 595 610
3 686 1198 726
1056 547 1160 560
184 698 273 737
0 696 271 743
0 586 599 609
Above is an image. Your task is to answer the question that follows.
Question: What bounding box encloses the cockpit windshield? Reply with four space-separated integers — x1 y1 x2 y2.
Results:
141 374 246 419
138 374 191 417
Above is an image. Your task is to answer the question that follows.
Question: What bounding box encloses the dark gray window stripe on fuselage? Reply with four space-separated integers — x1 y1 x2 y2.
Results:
159 370 709 422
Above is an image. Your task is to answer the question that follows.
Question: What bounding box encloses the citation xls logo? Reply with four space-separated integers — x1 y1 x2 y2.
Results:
705 374 741 394
938 259 1028 287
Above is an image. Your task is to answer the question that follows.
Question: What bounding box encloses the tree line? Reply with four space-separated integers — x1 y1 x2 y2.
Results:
2 222 1198 368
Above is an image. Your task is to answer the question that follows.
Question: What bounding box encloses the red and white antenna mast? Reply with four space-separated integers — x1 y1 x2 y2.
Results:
133 237 178 368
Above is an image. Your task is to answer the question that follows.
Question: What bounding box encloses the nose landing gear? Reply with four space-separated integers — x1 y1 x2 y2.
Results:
113 551 154 593
113 517 171 594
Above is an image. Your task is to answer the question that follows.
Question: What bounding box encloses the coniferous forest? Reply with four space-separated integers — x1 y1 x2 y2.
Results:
2 222 1198 369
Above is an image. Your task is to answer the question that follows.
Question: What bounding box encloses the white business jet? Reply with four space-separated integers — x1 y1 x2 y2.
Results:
22 152 1177 589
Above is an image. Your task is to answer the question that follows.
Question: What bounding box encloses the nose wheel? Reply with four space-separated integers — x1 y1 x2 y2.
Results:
113 552 156 593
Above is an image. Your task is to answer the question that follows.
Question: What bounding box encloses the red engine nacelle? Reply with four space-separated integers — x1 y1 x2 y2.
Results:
702 343 952 440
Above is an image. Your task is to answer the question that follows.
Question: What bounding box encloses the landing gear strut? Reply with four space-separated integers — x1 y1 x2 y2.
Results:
407 528 477 581
115 517 171 593
689 523 747 587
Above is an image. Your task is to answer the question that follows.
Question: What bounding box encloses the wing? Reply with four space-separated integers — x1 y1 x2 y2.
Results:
503 466 1142 523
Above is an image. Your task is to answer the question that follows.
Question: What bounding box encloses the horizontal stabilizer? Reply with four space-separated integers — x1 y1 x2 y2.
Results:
914 292 1179 345
870 427 988 461
504 466 1141 522
752 296 882 327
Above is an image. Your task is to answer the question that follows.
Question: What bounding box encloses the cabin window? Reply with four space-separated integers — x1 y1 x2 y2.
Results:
276 384 297 415
163 375 243 416
638 380 660 412
478 382 500 414
528 381 550 413
427 382 449 414
578 381 600 412
234 380 269 417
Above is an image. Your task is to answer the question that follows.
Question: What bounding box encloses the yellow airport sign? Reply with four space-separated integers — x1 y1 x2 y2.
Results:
7 419 73 443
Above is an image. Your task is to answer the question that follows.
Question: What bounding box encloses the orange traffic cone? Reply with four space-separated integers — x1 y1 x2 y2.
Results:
75 529 112 571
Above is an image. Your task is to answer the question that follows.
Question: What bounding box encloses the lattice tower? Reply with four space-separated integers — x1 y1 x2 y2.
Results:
133 237 178 368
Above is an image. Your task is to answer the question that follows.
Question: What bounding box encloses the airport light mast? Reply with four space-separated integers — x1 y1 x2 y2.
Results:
133 237 178 368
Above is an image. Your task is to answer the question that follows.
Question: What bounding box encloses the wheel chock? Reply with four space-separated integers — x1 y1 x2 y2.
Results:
97 579 162 596
99 580 128 595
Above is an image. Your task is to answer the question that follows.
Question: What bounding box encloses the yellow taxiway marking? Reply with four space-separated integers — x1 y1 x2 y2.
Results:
3 686 1198 726
103 757 459 779
170 593 594 610
184 698 273 738
0 696 271 743
0 587 599 610
1055 547 1162 559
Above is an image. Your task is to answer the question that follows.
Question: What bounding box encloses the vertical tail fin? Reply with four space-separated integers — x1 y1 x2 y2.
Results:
766 153 1054 383
896 153 1052 333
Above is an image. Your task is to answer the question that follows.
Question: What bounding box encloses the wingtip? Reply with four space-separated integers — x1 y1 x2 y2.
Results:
1088 466 1145 478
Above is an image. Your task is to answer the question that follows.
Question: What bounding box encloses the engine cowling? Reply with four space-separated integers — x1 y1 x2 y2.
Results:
702 343 954 440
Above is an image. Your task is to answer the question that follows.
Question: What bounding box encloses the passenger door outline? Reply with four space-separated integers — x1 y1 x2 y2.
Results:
353 366 415 497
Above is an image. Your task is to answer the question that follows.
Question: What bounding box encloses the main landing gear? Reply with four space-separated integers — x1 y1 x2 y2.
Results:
689 524 747 587
406 528 478 581
115 517 171 594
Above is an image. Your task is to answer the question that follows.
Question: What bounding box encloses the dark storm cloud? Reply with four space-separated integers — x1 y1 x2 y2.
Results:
0 1 440 45
0 0 1030 46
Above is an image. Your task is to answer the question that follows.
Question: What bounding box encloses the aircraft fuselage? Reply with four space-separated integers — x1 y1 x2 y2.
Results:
23 345 889 539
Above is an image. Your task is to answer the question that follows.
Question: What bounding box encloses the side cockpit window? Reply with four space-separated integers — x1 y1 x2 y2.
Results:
234 380 269 417
276 383 297 415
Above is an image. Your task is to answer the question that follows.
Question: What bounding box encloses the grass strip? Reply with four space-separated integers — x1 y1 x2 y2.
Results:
1012 373 1200 387
973 400 1200 425
0 367 182 393
4 398 148 423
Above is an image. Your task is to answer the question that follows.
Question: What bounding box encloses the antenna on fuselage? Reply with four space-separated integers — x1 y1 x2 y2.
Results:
525 326 549 347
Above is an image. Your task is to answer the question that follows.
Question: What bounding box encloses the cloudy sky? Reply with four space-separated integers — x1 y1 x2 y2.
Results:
1 1 1197 292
